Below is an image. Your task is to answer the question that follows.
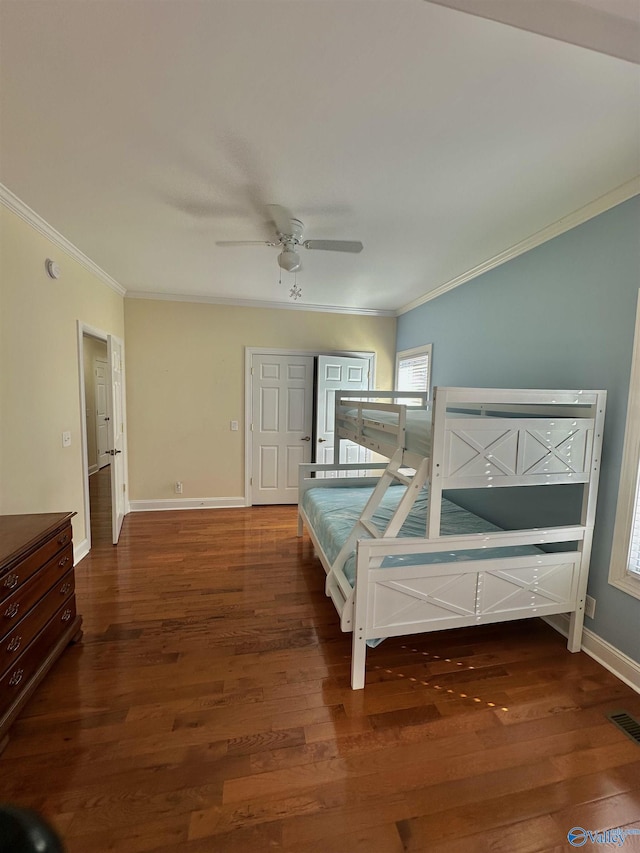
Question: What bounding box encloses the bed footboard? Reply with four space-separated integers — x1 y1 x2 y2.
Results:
350 526 588 689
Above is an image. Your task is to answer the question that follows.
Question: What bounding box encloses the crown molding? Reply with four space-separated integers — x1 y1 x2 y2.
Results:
397 177 640 316
125 290 395 317
7 175 635 319
0 183 126 297
425 0 640 65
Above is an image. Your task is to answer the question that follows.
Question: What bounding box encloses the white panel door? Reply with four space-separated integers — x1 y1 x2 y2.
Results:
107 334 127 543
94 358 110 469
315 354 371 475
252 354 314 504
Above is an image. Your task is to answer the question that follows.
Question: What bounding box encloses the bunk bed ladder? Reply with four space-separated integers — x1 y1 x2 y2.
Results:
330 448 431 576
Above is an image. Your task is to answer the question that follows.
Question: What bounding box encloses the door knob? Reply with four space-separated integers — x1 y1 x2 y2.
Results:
300 436 311 441
318 438 326 443
108 449 122 455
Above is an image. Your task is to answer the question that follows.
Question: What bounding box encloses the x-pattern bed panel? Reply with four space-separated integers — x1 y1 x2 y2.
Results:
442 419 594 486
365 553 580 633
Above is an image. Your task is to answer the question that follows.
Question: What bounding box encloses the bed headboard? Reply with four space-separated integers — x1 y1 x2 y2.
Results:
432 387 606 490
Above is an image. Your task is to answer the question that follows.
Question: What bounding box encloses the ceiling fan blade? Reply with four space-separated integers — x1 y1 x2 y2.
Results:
303 240 363 253
266 204 296 235
215 241 275 247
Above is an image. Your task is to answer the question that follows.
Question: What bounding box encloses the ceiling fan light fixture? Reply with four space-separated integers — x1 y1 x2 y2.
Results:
278 248 301 272
216 205 362 278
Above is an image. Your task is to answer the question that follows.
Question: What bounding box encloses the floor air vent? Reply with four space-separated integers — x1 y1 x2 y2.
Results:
607 710 640 745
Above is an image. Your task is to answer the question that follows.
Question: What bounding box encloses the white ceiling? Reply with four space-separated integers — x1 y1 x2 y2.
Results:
1 0 638 314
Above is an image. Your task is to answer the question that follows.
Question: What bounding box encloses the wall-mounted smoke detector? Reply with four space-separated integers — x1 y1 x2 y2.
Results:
45 258 61 279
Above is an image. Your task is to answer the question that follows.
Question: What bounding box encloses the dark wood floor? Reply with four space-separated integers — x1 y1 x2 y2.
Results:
89 464 112 546
1 497 639 852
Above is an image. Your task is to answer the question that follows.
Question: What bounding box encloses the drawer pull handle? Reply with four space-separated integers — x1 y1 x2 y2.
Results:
58 556 70 568
4 603 20 619
61 609 72 622
57 533 70 546
7 636 21 653
3 573 19 590
9 668 24 687
60 582 72 595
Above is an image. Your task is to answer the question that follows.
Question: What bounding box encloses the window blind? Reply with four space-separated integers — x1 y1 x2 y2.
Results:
628 464 640 576
397 353 429 394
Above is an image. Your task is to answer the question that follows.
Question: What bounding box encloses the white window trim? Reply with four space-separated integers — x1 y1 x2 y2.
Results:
609 290 640 601
395 344 432 399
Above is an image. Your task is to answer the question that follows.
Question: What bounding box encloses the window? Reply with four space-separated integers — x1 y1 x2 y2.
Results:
395 345 432 403
609 292 640 600
627 471 640 578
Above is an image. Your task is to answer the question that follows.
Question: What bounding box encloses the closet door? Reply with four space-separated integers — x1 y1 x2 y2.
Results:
316 354 371 475
251 354 314 504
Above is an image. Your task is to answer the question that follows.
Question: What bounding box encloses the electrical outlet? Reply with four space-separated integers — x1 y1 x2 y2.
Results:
585 594 596 619
62 431 71 447
230 420 239 431
175 481 183 494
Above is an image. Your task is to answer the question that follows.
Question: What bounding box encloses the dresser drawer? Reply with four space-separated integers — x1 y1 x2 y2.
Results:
0 522 72 604
0 544 73 632
0 569 75 678
0 596 78 718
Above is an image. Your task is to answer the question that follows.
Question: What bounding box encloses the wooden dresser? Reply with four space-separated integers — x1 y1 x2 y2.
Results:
0 513 82 752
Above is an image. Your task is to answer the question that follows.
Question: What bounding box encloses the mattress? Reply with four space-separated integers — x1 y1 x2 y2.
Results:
302 484 542 586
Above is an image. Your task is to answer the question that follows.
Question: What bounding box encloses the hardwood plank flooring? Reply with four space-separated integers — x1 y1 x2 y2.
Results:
0 503 639 852
89 464 112 546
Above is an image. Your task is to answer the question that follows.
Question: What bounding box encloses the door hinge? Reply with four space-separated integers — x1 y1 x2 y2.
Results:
250 477 253 486
123 483 127 493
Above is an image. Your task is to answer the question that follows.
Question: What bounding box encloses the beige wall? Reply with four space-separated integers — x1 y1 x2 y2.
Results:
124 298 397 501
0 206 125 544
83 336 108 470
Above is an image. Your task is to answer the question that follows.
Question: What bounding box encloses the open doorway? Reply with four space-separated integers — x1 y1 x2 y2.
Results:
83 333 112 544
82 333 112 546
77 321 129 551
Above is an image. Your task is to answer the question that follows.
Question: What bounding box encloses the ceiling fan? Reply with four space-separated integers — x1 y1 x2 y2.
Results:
216 204 363 272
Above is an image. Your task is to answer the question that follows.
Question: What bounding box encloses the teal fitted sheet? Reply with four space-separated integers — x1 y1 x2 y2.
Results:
302 484 541 586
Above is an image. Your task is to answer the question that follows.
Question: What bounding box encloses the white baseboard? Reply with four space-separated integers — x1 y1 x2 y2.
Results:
74 537 90 564
544 614 640 694
129 497 245 512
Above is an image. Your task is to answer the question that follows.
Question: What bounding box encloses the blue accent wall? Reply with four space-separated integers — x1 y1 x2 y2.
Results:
397 195 640 663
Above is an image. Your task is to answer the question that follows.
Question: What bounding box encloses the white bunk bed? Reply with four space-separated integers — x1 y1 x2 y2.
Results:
297 386 606 689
